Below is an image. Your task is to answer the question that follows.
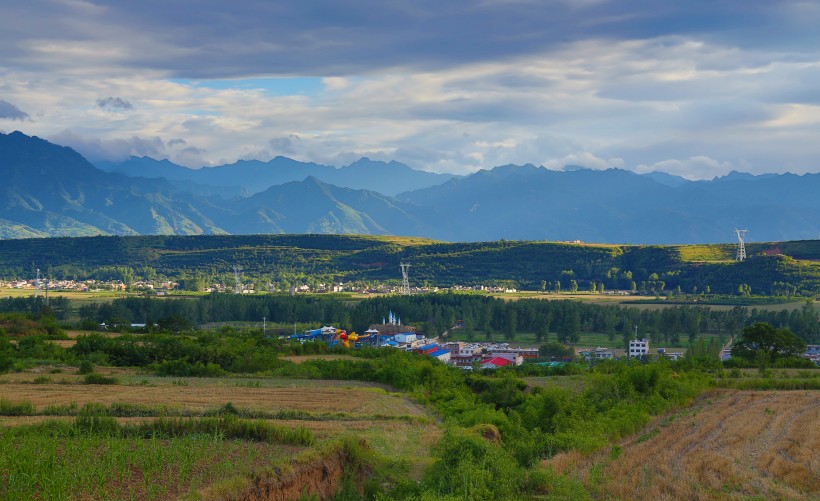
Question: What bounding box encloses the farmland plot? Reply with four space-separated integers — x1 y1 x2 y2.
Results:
548 389 819 500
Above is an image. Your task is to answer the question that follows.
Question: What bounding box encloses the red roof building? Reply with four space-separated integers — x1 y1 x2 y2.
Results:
480 357 514 369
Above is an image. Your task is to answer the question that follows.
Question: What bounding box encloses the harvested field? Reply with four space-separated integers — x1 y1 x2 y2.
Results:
0 381 426 417
64 330 122 338
547 389 820 500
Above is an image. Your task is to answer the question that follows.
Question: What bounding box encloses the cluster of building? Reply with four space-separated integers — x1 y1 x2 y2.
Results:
397 337 538 370
572 339 685 362
806 345 820 365
0 279 135 292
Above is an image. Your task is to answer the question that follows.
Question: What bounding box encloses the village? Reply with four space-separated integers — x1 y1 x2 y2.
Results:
0 277 522 296
288 310 705 370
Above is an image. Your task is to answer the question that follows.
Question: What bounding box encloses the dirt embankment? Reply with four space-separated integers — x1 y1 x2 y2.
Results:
208 441 365 501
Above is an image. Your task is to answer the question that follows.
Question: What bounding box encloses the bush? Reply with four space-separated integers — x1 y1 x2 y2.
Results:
0 399 35 416
423 428 524 500
150 359 226 377
83 373 118 385
78 360 94 375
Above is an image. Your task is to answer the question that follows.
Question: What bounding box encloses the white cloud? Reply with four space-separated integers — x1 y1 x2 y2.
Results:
1 29 820 179
544 152 625 171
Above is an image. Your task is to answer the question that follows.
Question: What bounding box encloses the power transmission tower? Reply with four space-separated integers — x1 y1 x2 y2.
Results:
400 262 411 295
233 266 243 294
734 229 749 262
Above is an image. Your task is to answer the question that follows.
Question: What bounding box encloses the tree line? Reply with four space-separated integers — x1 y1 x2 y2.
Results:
78 293 820 346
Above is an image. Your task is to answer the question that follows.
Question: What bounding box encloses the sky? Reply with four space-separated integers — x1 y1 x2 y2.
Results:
1 1 820 179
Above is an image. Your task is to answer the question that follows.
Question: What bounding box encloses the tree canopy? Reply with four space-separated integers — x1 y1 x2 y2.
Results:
731 322 806 362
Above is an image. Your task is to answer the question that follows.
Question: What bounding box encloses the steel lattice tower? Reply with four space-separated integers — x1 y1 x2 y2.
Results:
735 229 749 262
233 266 243 294
400 262 411 295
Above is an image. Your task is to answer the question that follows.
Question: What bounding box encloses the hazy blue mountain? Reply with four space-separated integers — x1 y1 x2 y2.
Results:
399 165 686 242
398 164 820 243
96 157 197 180
319 157 455 195
5 131 820 243
0 132 227 236
0 132 433 238
96 156 454 196
214 176 435 235
642 171 690 187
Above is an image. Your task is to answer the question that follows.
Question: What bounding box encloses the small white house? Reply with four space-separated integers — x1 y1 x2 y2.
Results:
628 338 649 357
395 333 417 344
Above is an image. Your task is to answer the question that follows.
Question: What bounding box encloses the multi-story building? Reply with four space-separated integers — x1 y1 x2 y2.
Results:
628 338 649 358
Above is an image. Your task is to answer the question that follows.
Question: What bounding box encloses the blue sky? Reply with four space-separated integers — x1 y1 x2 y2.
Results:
1 0 819 178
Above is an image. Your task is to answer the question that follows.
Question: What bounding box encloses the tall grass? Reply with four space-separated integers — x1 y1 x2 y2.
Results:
132 415 315 446
0 425 293 501
0 398 35 416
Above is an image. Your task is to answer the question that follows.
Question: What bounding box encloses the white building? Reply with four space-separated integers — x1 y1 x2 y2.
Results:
395 333 417 344
488 351 524 366
628 338 649 358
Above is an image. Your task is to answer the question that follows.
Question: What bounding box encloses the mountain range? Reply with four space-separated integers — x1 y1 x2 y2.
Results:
95 155 454 197
1 130 819 244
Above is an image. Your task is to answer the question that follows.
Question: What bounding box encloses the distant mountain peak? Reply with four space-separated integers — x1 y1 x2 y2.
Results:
562 164 589 172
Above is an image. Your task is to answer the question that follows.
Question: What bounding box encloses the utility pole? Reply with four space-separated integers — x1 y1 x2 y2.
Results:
262 317 266 335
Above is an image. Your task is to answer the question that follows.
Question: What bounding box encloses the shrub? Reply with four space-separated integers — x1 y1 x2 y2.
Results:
83 373 118 385
78 360 94 375
423 428 524 500
0 399 35 416
151 359 226 377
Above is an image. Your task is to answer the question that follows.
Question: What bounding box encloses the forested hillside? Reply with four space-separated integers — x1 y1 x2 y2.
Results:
1 234 819 295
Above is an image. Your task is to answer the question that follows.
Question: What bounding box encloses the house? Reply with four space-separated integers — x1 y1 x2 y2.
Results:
429 348 451 363
480 357 514 370
628 338 649 358
589 347 614 360
488 351 524 366
395 333 417 344
416 343 439 355
489 346 539 360
657 348 684 361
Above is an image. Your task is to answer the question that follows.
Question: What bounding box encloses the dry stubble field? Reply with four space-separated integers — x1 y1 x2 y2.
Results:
548 389 819 500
